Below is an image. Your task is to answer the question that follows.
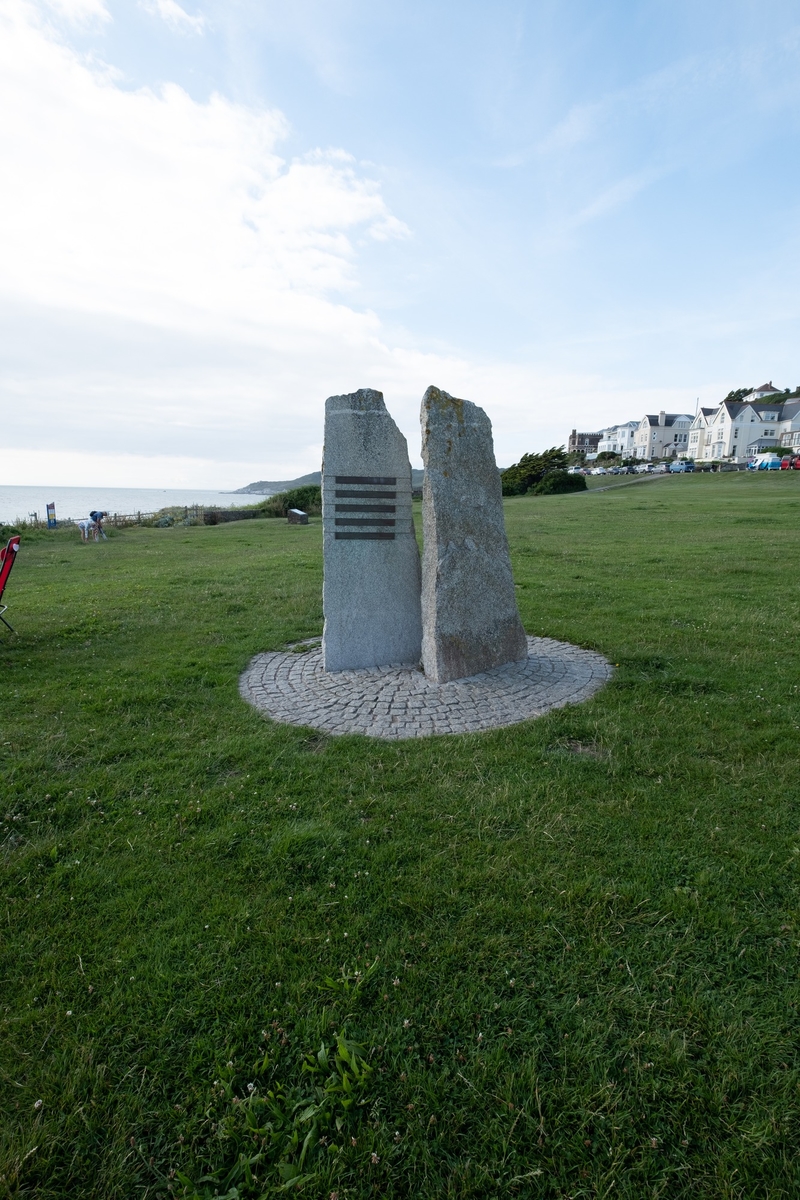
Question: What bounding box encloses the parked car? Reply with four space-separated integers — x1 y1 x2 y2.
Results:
635 464 652 473
758 458 782 470
654 463 669 473
779 456 800 470
591 467 608 475
669 461 692 473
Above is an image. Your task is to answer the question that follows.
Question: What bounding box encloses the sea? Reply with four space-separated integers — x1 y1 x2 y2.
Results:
0 486 263 525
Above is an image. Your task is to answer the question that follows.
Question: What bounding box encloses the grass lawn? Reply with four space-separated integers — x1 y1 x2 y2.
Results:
1 471 799 1199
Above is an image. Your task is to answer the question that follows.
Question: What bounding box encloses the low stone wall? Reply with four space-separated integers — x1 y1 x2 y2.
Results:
202 509 261 525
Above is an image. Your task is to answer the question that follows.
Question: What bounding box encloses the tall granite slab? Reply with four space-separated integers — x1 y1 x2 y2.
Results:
420 385 527 683
322 388 422 672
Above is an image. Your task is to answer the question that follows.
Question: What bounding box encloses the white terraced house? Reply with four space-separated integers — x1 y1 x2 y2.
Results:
596 421 638 456
686 407 721 461
780 402 800 452
633 412 693 460
687 382 800 463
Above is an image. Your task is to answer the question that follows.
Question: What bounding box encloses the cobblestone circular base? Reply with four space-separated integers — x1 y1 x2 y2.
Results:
240 636 612 740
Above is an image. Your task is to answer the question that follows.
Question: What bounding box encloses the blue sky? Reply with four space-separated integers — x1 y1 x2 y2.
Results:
2 0 799 485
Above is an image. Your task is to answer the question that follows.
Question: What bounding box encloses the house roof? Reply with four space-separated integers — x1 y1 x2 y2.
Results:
691 408 718 425
752 401 797 419
601 421 638 433
711 399 800 421
748 382 781 396
642 413 693 427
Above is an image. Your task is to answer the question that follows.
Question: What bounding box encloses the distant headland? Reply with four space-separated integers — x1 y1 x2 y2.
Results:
235 469 425 495
234 472 322 495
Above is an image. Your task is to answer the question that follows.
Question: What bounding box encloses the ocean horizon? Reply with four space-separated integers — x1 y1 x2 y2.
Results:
0 485 263 525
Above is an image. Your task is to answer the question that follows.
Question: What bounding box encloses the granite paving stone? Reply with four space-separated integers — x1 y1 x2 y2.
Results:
240 636 611 740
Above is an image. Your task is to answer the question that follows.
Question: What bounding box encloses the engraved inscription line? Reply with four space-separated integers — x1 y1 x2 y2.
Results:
334 518 396 527
335 490 397 499
335 531 396 540
335 475 397 485
334 504 396 513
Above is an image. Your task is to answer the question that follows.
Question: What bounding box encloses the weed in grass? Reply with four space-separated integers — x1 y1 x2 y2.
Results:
175 1020 375 1198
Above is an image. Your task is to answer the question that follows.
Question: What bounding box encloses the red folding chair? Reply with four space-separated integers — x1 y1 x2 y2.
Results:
0 536 21 632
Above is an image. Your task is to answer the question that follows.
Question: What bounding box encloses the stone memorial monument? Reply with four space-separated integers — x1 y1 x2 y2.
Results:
241 383 612 739
322 388 422 672
420 385 528 683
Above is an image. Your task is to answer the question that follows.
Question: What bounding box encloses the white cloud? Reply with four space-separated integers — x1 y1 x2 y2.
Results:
140 0 205 35
0 3 403 334
564 166 667 230
0 0 698 487
41 0 109 24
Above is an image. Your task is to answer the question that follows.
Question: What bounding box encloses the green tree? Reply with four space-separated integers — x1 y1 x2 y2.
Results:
532 470 587 495
257 485 322 517
501 447 568 495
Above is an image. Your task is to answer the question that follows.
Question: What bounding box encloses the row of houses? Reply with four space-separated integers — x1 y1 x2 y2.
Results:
568 382 800 464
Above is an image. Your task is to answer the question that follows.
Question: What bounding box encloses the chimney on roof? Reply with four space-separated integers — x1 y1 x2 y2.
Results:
658 410 666 426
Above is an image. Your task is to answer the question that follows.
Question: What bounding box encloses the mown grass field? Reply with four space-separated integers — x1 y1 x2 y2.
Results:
1 471 799 1199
